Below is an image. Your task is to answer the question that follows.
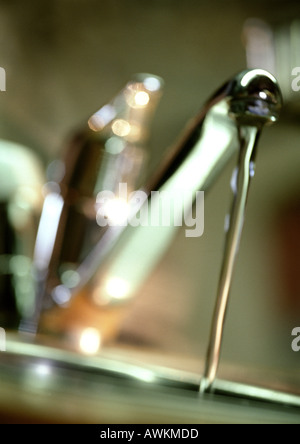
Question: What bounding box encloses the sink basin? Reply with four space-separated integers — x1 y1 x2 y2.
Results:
0 334 300 424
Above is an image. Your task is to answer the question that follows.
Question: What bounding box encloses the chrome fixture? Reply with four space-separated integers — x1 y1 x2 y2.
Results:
79 69 281 318
3 68 300 423
201 71 282 393
23 74 164 334
24 69 283 378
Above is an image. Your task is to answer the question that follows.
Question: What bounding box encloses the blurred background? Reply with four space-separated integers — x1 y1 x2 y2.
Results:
1 0 300 392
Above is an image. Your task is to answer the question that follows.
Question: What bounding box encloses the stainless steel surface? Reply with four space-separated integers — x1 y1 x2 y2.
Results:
201 70 283 393
1 334 300 424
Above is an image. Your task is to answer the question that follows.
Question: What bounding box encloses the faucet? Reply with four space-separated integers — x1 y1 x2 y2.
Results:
22 68 282 381
22 74 164 333
60 69 281 303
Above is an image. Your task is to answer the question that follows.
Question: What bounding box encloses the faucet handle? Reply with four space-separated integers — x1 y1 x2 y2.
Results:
88 73 164 143
58 73 164 197
25 74 164 335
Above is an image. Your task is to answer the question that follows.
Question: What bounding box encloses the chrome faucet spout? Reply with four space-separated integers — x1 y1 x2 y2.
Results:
200 69 282 394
